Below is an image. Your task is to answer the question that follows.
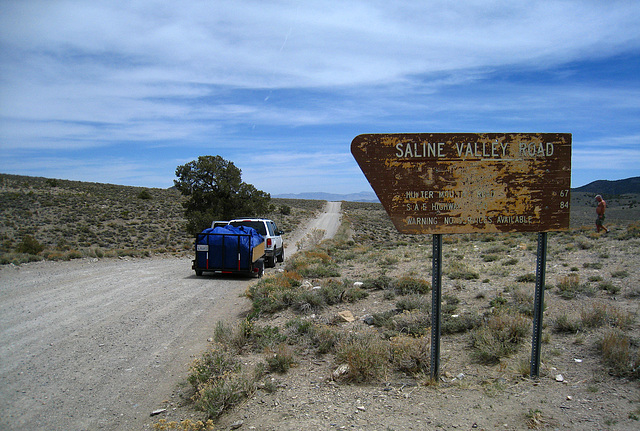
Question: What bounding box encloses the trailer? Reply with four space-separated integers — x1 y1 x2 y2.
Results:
192 225 265 277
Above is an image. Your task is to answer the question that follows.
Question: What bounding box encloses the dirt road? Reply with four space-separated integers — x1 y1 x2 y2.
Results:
283 201 342 253
0 203 342 430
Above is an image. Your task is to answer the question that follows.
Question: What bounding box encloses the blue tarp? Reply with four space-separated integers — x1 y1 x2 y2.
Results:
195 225 264 270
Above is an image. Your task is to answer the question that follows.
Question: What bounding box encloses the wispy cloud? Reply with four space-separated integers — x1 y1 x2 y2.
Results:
1 1 639 192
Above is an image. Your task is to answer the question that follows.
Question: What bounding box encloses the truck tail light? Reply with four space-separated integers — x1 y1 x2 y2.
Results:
267 238 272 247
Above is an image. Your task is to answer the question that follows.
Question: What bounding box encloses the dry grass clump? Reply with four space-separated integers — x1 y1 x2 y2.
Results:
599 328 640 379
580 302 635 330
470 311 531 364
446 260 480 280
188 343 258 420
389 335 431 375
556 273 596 299
334 333 390 382
285 248 341 278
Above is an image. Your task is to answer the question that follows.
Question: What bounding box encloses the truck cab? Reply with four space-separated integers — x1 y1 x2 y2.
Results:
227 218 284 267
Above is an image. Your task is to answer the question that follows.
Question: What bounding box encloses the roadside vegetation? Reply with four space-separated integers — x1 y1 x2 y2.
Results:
177 200 640 429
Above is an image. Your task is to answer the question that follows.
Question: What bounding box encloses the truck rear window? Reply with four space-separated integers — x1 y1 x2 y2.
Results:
230 221 266 235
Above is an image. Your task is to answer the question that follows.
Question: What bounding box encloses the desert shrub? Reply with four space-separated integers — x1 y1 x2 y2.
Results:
188 343 240 391
470 312 530 364
489 294 508 309
342 286 369 302
598 328 640 379
583 262 603 269
188 343 259 419
599 280 621 295
396 294 430 312
390 335 430 375
285 318 339 354
625 286 640 298
137 189 152 200
265 343 294 373
611 270 629 279
576 238 593 250
378 254 400 266
393 276 430 295
482 254 499 262
16 235 44 255
580 302 634 330
393 310 430 336
370 310 398 329
556 274 595 299
246 271 302 314
293 289 325 313
446 260 479 280
615 221 640 240
334 333 389 382
511 287 535 316
278 204 291 216
442 294 460 314
309 325 340 354
193 371 256 419
361 275 392 290
442 313 482 335
516 273 536 283
288 249 341 278
0 252 42 265
553 313 581 333
153 418 215 430
285 317 314 337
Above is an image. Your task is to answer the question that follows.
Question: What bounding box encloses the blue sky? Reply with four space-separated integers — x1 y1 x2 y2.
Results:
1 1 639 195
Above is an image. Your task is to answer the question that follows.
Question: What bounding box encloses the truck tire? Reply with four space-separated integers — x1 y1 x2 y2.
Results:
277 246 284 263
195 270 203 276
254 259 264 278
266 254 276 268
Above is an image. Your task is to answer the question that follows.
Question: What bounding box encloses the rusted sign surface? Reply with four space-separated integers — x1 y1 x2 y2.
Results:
351 133 572 234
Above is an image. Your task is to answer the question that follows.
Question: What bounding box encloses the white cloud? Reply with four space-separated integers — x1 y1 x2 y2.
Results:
1 1 639 191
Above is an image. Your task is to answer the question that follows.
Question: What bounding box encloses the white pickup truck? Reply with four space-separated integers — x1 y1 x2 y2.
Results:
224 218 284 268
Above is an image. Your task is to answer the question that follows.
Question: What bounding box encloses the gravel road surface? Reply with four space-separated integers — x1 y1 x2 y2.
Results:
0 203 342 430
0 257 252 430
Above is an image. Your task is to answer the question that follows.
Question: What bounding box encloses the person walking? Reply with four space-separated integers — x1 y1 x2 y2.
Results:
595 194 609 233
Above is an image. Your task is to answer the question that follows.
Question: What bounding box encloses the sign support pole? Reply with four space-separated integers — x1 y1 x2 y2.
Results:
430 233 443 381
530 231 548 379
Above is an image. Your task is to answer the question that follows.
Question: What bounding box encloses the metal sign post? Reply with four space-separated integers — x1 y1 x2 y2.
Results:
530 232 548 379
430 233 443 380
351 133 571 382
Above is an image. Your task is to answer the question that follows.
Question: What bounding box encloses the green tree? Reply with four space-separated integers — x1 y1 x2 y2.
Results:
174 156 271 235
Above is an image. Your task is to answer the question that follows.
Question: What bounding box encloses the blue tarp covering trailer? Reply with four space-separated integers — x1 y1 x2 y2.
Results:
192 225 265 277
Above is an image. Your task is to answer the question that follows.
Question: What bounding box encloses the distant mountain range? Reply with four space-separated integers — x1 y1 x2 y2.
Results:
275 176 640 202
573 176 640 195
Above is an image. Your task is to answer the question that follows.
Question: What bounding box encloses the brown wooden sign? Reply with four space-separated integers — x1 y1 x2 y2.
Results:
351 133 571 234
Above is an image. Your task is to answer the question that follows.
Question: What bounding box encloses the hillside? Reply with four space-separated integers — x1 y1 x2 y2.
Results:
0 173 324 264
574 176 640 195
